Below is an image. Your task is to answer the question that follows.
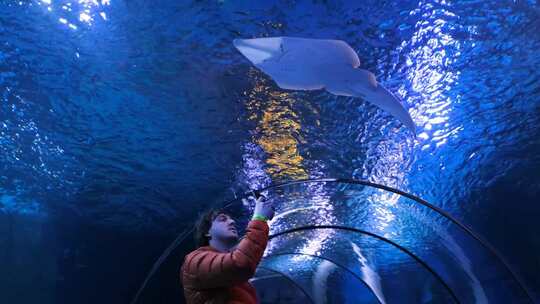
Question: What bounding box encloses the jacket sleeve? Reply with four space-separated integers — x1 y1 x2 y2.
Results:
182 219 269 290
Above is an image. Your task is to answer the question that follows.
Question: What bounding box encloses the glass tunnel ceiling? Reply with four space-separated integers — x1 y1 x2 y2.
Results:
221 179 533 304
136 179 534 304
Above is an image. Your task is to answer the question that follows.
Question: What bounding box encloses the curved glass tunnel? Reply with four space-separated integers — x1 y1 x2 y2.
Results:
260 229 457 303
241 180 532 304
250 267 315 304
138 179 533 304
255 253 381 304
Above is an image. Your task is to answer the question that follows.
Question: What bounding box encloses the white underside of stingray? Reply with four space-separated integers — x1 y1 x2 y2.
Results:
233 36 416 134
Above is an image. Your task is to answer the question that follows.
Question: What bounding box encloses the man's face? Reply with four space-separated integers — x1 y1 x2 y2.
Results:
208 213 238 242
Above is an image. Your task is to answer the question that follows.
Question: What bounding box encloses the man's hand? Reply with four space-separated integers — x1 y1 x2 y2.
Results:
243 195 275 221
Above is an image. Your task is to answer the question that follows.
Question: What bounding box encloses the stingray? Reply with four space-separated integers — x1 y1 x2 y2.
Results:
233 36 416 134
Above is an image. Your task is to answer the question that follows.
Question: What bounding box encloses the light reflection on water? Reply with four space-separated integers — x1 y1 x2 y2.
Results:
351 242 386 304
403 5 462 152
37 0 110 29
242 71 338 259
244 72 308 180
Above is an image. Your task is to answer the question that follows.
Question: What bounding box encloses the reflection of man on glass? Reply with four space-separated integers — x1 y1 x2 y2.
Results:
181 195 274 304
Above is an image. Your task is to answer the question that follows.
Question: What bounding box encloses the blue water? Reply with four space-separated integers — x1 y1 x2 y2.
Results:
1 0 539 303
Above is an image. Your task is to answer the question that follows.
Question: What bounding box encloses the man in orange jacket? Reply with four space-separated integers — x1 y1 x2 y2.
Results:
181 195 275 303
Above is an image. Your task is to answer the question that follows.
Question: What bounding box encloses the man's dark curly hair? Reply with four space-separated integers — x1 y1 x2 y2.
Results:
194 208 228 247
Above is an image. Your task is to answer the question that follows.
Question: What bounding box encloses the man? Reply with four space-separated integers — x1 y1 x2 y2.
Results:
181 195 274 303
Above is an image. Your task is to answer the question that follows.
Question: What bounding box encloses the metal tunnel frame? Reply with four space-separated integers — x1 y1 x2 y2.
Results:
131 178 535 304
262 252 383 304
254 265 315 304
268 226 459 304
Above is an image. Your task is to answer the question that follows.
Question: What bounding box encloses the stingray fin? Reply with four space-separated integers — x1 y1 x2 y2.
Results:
233 38 283 65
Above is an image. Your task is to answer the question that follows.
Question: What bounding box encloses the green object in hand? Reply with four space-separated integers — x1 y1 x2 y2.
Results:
252 214 268 222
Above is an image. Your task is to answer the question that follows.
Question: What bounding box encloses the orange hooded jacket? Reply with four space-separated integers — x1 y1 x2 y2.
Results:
181 219 269 304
